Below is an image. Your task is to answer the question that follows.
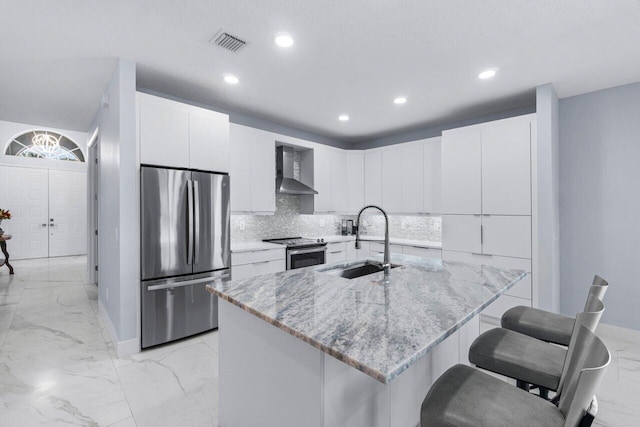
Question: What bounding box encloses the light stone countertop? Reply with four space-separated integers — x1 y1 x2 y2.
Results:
230 241 284 253
318 234 442 249
231 235 442 251
208 253 526 384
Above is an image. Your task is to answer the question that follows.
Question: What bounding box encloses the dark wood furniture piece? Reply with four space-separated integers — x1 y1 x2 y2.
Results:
0 234 14 274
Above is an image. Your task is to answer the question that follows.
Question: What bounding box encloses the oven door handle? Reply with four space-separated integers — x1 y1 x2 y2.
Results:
288 246 328 256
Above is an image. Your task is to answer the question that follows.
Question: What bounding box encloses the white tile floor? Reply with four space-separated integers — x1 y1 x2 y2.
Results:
0 256 638 426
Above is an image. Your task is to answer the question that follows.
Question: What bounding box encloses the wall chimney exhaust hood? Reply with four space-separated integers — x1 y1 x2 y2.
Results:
276 146 318 195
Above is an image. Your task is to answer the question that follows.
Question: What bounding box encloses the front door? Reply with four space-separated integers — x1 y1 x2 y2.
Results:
48 169 87 257
0 166 49 259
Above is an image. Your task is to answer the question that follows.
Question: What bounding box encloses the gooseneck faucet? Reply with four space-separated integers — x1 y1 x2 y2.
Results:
355 205 391 279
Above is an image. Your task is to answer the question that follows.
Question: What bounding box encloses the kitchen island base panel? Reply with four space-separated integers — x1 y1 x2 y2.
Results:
218 299 480 427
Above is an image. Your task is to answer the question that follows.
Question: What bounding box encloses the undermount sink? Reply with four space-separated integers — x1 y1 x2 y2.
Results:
320 261 401 280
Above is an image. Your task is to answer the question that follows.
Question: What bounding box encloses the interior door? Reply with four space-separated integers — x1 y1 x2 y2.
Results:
0 166 48 259
191 171 230 274
48 170 87 257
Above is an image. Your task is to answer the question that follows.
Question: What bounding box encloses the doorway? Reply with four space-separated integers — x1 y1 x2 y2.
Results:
87 129 99 285
0 166 87 259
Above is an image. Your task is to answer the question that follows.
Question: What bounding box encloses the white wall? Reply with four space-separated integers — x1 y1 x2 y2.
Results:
559 82 640 331
88 58 139 355
535 84 561 312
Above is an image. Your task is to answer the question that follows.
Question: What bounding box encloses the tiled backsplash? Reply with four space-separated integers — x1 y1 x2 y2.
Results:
231 194 442 242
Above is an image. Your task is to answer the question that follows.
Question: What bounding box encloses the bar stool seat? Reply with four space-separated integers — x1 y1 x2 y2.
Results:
420 364 565 426
502 306 574 346
468 327 565 391
501 276 608 346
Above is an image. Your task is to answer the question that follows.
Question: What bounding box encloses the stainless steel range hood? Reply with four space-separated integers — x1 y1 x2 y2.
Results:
276 146 318 195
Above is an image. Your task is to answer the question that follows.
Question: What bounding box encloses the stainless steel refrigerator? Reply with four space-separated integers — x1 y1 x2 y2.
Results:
140 165 230 348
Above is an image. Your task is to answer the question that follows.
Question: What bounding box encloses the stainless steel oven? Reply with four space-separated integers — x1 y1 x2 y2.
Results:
287 246 327 270
263 237 327 270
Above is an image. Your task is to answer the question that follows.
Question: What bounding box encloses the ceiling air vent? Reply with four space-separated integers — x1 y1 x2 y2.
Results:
211 31 247 52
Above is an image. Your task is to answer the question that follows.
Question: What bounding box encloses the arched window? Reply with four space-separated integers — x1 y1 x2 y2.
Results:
5 130 85 162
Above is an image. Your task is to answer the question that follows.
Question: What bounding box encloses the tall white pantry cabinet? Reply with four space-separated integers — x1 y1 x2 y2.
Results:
441 114 536 319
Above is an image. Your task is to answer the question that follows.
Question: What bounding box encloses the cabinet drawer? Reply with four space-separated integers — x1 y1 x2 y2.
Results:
402 246 442 259
232 258 285 281
369 242 403 255
482 294 531 319
441 250 531 299
326 249 347 264
326 242 347 252
232 248 286 266
441 250 531 271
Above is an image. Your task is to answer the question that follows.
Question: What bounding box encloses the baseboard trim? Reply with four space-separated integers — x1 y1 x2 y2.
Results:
98 299 140 358
597 322 640 343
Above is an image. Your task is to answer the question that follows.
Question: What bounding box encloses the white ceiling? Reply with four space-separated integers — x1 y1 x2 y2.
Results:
1 0 639 142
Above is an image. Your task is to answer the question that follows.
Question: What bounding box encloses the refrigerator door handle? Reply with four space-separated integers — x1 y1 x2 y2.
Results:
194 179 201 264
187 179 194 265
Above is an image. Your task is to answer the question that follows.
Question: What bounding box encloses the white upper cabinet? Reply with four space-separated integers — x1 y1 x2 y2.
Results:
315 148 348 213
364 150 383 206
346 151 365 214
382 147 403 213
138 92 230 172
441 126 482 214
139 94 190 168
481 118 531 215
229 124 275 213
313 146 333 212
331 150 348 213
423 138 442 214
189 110 230 173
401 142 424 214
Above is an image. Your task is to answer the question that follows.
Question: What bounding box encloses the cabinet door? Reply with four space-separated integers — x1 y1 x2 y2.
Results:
441 127 482 214
331 150 348 213
402 246 442 259
401 143 424 213
229 124 252 212
190 111 229 173
423 138 442 214
250 135 275 213
482 118 531 215
314 147 333 212
482 215 531 258
364 150 383 206
382 147 402 213
346 152 365 214
139 94 189 168
442 215 481 253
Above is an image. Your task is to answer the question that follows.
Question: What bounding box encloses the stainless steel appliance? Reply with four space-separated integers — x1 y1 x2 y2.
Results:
141 165 230 348
263 237 327 270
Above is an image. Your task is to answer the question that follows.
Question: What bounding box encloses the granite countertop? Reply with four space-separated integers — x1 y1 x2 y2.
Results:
207 253 525 384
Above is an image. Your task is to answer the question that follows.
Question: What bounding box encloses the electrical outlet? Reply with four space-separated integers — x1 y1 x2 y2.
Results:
106 288 109 301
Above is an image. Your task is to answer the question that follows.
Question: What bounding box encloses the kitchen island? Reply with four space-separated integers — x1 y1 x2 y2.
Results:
207 254 526 427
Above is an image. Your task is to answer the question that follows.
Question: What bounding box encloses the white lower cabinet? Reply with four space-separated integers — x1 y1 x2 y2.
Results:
326 242 348 264
231 248 286 281
442 249 532 318
442 215 481 253
402 245 442 259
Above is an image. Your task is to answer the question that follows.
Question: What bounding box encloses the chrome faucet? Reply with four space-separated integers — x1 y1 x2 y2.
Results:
355 205 391 280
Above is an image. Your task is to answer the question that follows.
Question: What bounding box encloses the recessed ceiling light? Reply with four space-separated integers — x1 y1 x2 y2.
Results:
224 74 239 85
275 33 294 48
478 69 497 79
394 97 407 105
338 114 349 122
